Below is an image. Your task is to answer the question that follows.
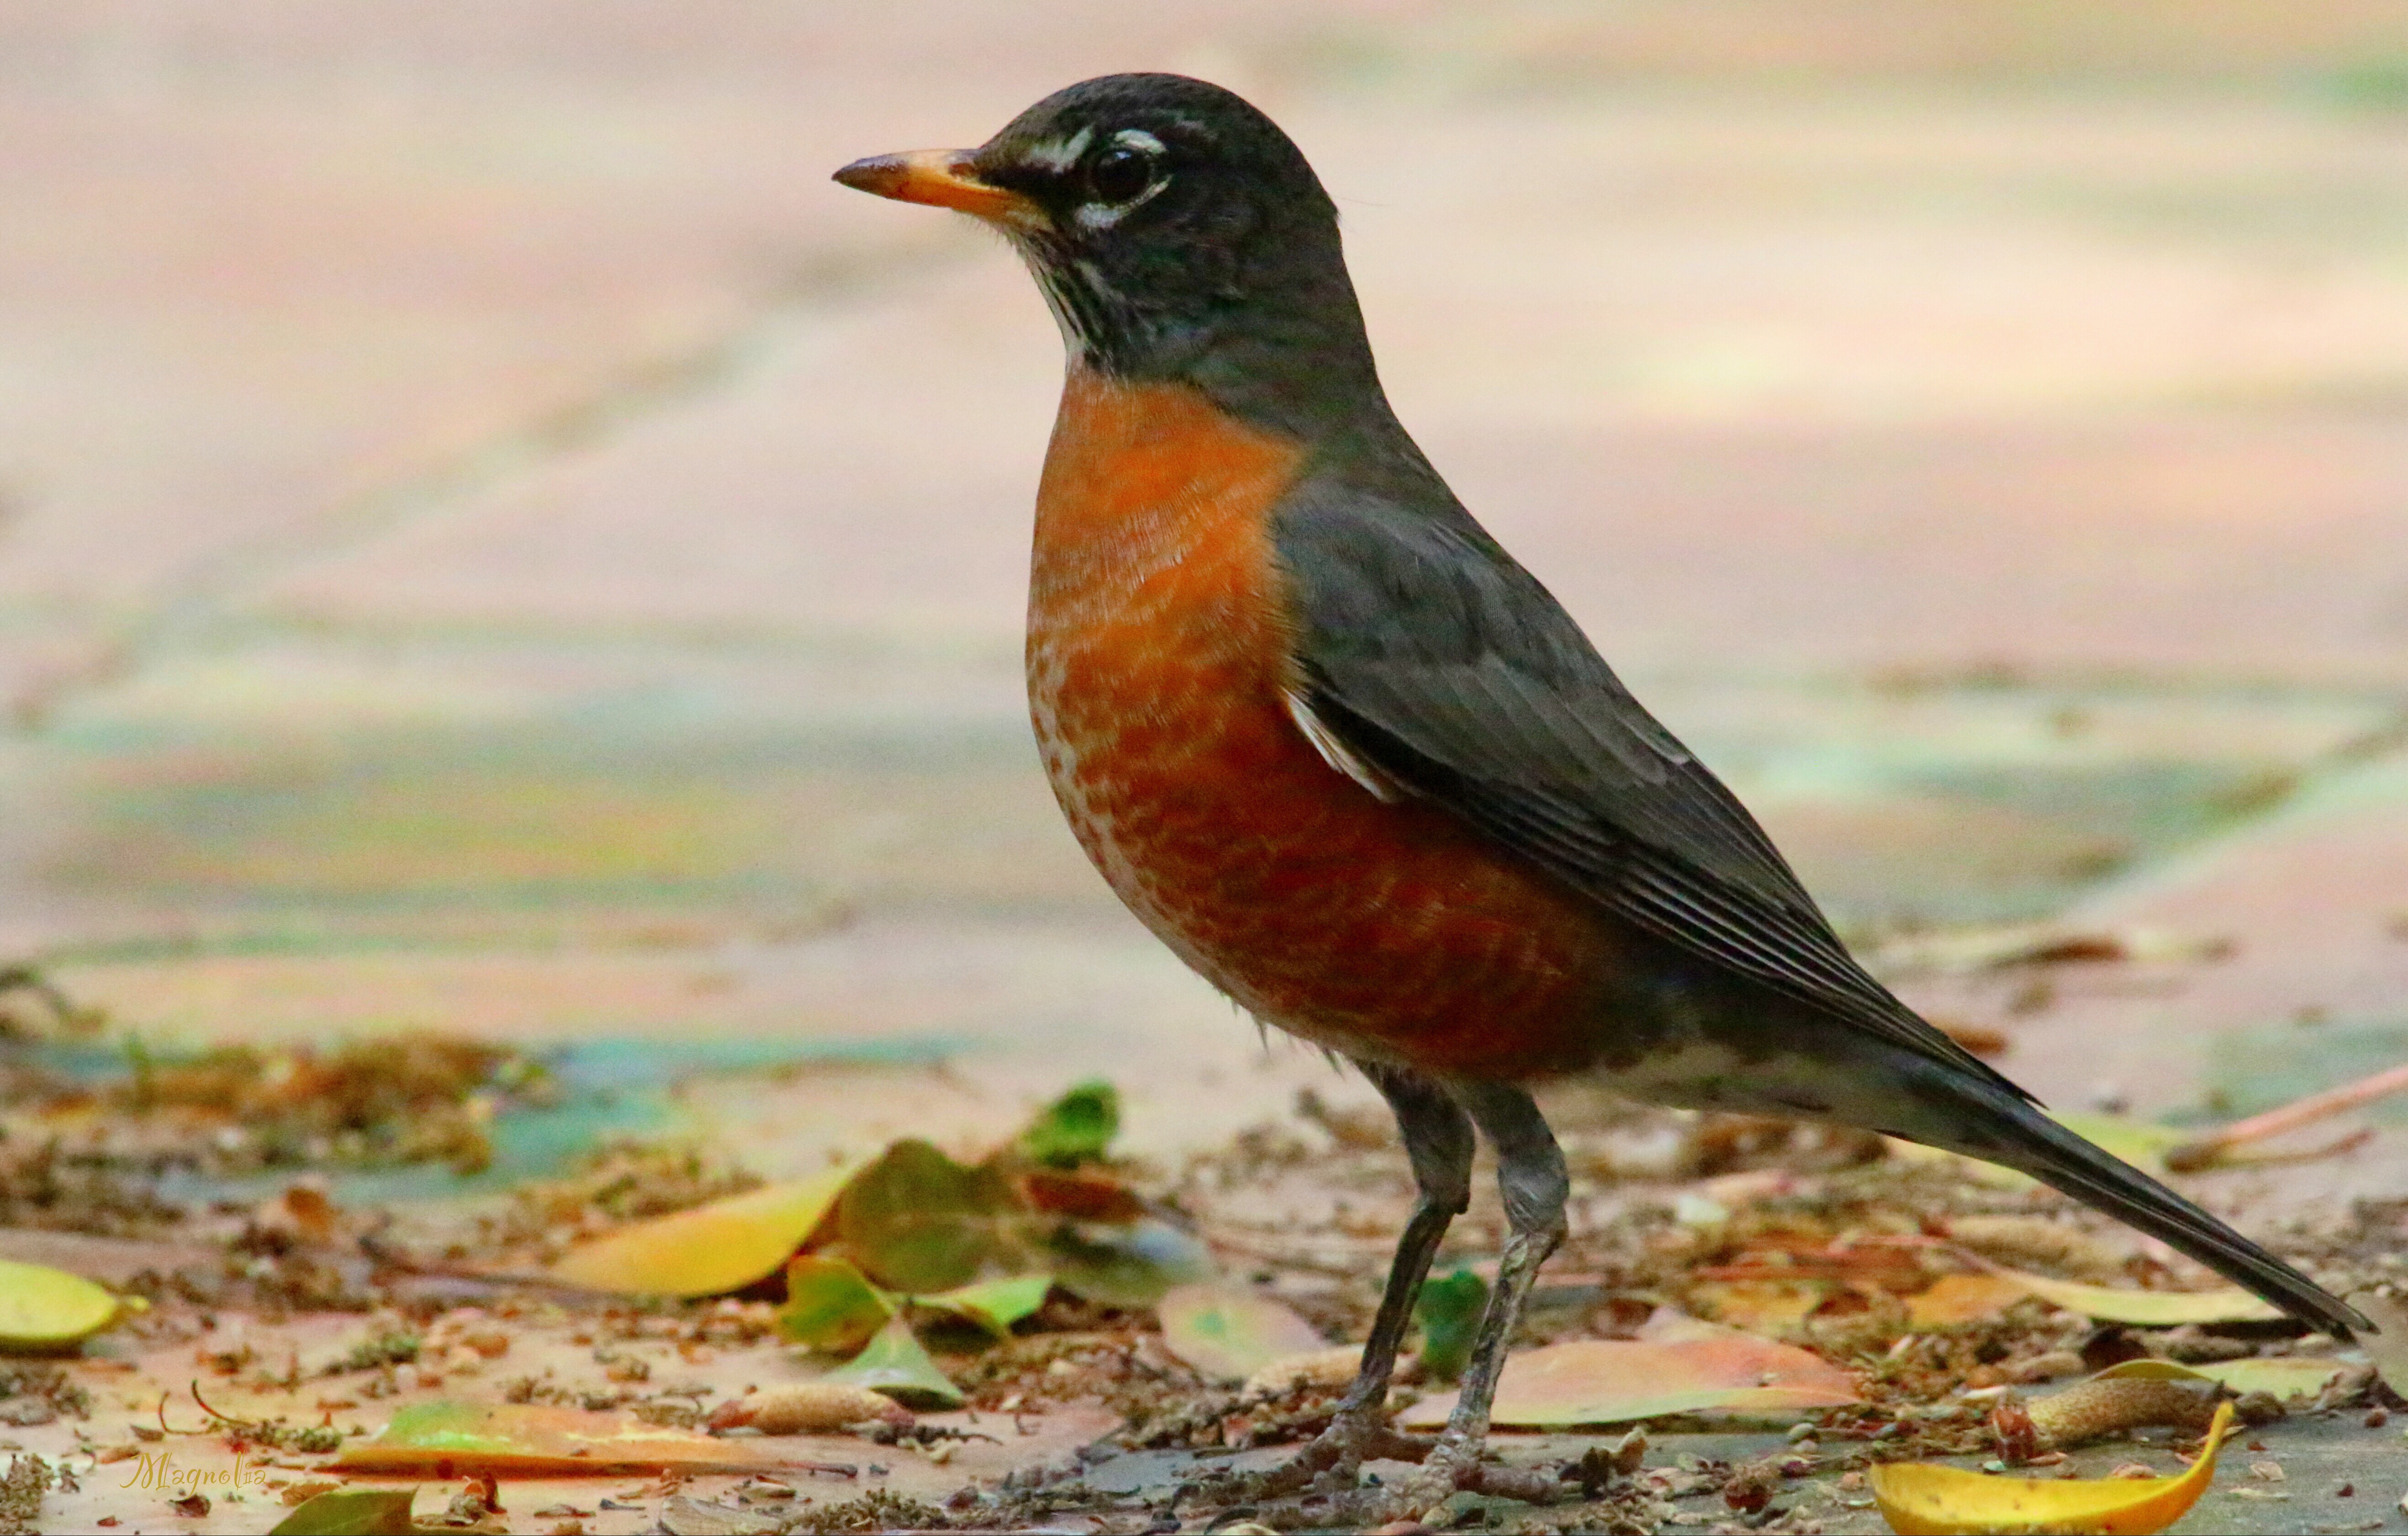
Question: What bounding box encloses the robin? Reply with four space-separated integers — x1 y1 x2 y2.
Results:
836 73 2366 1513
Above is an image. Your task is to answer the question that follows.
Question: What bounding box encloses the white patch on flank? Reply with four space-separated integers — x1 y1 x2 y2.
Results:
1284 690 1399 802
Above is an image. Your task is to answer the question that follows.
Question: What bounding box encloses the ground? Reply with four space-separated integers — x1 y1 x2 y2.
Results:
1 3 2407 1532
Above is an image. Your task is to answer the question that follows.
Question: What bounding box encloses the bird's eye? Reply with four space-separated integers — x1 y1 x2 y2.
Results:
1085 144 1156 205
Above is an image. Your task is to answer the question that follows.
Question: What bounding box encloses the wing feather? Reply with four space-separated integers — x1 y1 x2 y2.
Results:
1275 478 2019 1094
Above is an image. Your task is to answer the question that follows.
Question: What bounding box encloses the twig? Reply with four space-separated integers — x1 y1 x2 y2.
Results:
2166 1062 2408 1172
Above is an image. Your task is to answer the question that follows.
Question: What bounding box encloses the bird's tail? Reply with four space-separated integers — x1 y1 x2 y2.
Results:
1904 1064 2366 1336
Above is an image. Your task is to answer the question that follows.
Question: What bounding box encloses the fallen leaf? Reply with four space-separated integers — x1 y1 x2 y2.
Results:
706 1383 909 1435
834 1140 1032 1292
2346 1289 2408 1398
1906 1273 2033 1329
820 1317 964 1409
657 1493 784 1536
1243 1345 1365 1396
1690 1278 1824 1336
1982 1266 2283 1326
1041 1215 1213 1307
1945 1216 2129 1282
268 1488 419 1535
1017 1167 1146 1222
1871 1398 2234 1534
2023 1366 2221 1447
1157 1282 1329 1382
1414 1268 1488 1382
2091 1355 2346 1401
548 1167 852 1298
917 1273 1053 1335
776 1256 893 1354
1014 1080 1120 1167
0 1257 135 1349
333 1402 804 1475
1398 1332 1859 1427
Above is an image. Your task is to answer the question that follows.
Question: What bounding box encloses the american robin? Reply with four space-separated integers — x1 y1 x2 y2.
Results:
836 73 2365 1511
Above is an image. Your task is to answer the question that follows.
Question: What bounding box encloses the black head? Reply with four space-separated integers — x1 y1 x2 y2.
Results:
835 73 1386 440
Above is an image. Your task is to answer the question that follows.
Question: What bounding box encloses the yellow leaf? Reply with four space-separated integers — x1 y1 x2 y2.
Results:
1906 1273 2033 1329
1690 1279 1825 1335
0 1259 137 1350
1872 1398 2234 1535
1984 1265 2282 1326
2091 1354 2346 1401
549 1166 853 1298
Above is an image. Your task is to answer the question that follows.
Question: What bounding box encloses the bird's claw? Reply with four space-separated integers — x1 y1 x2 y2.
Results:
1181 1415 1569 1528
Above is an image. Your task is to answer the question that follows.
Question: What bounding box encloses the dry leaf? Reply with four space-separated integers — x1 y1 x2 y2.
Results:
1982 1264 2282 1326
1906 1272 2033 1329
1241 1345 1365 1396
2346 1289 2408 1398
2090 1355 2346 1402
1872 1398 2234 1534
333 1402 808 1475
2023 1367 2220 1449
548 1167 853 1298
1156 1283 1327 1382
706 1384 910 1435
1690 1278 1825 1335
1398 1330 1859 1427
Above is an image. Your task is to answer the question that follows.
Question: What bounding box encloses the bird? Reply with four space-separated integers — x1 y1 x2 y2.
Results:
834 72 2366 1515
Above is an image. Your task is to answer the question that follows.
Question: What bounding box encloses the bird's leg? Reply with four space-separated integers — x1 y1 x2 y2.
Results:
1225 1063 1471 1499
1385 1081 1570 1513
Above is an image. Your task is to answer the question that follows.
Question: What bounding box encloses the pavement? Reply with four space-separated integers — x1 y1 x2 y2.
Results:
4 2 2408 1523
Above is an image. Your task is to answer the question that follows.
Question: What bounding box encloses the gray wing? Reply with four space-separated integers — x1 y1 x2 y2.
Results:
1275 479 2023 1096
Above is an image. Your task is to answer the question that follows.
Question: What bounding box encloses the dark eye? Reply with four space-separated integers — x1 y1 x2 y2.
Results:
1085 144 1155 205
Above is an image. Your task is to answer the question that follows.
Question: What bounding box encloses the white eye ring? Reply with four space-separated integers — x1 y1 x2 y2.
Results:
1074 130 1170 229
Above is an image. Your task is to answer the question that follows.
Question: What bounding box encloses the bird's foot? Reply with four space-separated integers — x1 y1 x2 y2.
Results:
1374 1435 1566 1520
1183 1419 1569 1529
1183 1403 1434 1507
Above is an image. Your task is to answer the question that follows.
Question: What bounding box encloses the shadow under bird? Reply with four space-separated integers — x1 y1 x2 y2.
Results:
835 72 2366 1518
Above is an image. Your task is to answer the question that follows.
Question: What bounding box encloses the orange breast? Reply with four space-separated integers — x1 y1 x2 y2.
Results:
1026 370 1620 1080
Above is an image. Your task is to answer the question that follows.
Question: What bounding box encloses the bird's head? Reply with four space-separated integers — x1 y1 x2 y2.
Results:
835 73 1380 434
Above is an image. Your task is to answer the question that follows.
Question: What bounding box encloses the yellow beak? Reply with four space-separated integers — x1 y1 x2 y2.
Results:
832 150 1039 225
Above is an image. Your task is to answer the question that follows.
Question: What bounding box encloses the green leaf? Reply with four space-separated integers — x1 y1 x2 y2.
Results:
834 1139 1034 1293
1044 1216 1213 1308
1015 1080 1120 1167
1414 1268 1488 1383
776 1255 895 1354
1156 1282 1328 1382
269 1488 418 1535
822 1317 965 1409
918 1273 1052 1336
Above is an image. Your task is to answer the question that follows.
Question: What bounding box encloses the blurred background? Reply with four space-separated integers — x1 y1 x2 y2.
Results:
5 0 2408 1176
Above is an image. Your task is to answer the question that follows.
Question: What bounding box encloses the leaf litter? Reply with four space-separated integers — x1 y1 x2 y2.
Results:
0 983 2402 1533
